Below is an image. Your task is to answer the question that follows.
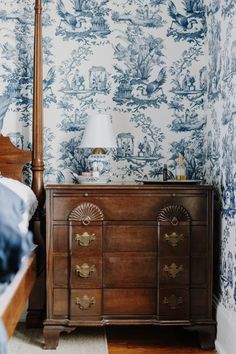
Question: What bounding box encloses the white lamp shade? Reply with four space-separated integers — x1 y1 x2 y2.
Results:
80 113 116 148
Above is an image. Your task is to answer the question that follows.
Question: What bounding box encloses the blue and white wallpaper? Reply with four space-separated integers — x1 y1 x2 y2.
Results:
205 0 236 312
0 0 236 325
0 0 207 183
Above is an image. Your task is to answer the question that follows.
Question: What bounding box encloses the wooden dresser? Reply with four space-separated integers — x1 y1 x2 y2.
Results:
43 183 216 349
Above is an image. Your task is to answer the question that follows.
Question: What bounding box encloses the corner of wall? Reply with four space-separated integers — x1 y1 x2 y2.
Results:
214 298 236 354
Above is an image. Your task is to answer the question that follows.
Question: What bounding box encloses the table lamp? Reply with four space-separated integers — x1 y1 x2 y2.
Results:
80 113 116 180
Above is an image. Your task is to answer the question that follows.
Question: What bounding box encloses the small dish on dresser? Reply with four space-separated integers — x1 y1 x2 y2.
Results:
135 179 203 184
72 172 111 184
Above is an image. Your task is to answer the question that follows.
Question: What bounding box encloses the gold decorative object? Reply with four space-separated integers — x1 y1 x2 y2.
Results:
164 232 184 247
163 294 183 309
69 202 104 225
75 295 96 310
75 232 96 247
163 263 184 278
75 263 96 278
157 204 191 225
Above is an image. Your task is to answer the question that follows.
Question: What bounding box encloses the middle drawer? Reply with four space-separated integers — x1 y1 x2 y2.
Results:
103 252 156 288
71 256 102 288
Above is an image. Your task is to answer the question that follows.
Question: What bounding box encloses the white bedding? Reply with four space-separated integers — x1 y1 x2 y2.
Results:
0 177 38 234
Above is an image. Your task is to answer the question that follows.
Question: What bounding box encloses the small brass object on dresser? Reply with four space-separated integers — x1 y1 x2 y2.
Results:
163 263 184 278
164 232 184 247
75 295 96 310
75 231 96 247
163 294 183 310
75 263 96 278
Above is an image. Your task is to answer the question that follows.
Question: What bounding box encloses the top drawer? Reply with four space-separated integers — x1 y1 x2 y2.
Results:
104 223 156 252
51 193 208 222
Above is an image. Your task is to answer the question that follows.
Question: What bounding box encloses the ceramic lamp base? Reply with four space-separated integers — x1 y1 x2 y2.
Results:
88 153 111 175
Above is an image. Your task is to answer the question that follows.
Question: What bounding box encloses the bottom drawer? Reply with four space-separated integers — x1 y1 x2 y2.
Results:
190 288 210 318
52 288 68 318
70 289 101 318
103 289 156 315
159 288 189 320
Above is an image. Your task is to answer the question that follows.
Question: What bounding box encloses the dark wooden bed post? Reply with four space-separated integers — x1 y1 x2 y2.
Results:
32 0 44 203
27 0 45 327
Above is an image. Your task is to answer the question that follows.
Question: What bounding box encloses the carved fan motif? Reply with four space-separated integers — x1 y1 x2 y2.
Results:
69 202 104 225
157 204 190 225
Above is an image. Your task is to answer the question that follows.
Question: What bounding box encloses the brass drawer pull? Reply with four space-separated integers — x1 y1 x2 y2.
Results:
75 263 96 278
163 294 183 310
75 295 96 310
163 263 184 278
75 232 96 246
164 232 184 247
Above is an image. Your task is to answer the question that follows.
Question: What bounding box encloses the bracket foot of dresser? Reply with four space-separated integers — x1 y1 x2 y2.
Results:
43 325 76 349
185 324 216 350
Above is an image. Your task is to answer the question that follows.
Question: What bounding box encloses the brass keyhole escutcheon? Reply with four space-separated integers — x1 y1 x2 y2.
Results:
82 217 91 226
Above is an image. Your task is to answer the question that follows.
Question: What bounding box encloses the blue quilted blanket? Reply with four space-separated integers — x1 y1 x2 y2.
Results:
0 183 33 293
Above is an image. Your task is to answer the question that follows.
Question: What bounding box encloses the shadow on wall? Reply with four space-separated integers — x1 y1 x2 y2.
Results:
213 187 222 302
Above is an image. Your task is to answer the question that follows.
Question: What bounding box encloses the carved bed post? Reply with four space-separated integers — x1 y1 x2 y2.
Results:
27 0 45 327
32 0 44 204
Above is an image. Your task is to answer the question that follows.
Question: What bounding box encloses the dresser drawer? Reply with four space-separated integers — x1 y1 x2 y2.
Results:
52 194 207 221
159 257 189 285
104 223 156 252
53 255 68 287
70 225 102 255
70 256 102 288
159 288 189 320
103 253 156 287
70 289 101 317
190 288 210 318
191 257 208 286
103 289 156 315
191 226 208 255
52 225 68 252
52 289 68 318
158 225 190 256
53 195 162 220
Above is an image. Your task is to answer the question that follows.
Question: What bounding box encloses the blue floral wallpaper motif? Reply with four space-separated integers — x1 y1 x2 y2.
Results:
167 0 206 44
205 0 236 311
0 0 207 183
56 0 111 42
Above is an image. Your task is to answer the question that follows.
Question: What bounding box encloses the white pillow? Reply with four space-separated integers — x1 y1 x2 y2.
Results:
0 176 38 233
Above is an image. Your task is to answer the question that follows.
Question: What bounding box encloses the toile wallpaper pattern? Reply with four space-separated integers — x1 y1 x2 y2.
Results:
0 0 235 312
0 0 207 183
205 0 236 312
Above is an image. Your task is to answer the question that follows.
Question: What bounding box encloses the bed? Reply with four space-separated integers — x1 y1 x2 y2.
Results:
0 0 44 342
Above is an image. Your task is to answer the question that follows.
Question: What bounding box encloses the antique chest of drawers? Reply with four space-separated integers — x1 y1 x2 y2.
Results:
43 184 216 349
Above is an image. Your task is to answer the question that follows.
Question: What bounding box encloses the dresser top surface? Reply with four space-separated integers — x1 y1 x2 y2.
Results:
45 183 213 191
